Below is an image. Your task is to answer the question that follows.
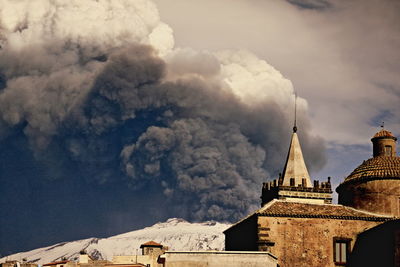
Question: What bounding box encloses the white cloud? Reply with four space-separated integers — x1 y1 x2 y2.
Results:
153 0 400 145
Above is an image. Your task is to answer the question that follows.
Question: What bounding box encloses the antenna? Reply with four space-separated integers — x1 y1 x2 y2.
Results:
293 92 297 133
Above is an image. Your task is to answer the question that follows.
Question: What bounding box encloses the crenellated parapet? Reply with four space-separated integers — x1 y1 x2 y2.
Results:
261 175 332 206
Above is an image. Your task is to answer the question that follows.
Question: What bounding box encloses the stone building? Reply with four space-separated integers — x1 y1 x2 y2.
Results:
158 251 277 267
0 261 37 267
112 241 166 267
43 261 77 267
337 129 400 216
110 241 278 267
224 126 399 267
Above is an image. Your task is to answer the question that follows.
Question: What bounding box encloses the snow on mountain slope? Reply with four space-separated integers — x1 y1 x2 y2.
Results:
0 218 230 265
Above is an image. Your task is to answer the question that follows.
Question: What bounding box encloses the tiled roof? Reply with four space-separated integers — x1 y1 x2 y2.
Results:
372 129 396 139
343 156 400 182
140 241 163 248
256 200 392 221
105 265 146 267
43 261 69 266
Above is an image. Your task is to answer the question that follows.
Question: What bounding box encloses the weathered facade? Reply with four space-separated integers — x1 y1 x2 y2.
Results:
225 200 391 266
158 251 277 267
0 261 38 267
112 241 165 267
225 127 400 267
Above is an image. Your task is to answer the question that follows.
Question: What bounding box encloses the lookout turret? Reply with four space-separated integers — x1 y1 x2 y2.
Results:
371 129 397 157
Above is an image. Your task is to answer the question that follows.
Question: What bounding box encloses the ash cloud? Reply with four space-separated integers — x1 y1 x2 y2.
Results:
287 0 332 10
0 0 325 255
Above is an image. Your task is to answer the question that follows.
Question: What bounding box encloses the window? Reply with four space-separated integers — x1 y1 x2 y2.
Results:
385 145 392 156
333 238 351 265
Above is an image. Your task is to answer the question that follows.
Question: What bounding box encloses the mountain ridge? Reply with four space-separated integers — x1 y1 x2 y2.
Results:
0 218 230 265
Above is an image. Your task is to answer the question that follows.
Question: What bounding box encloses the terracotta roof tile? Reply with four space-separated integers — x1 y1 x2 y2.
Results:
257 200 393 221
343 156 400 182
372 129 396 139
43 261 69 266
140 241 162 248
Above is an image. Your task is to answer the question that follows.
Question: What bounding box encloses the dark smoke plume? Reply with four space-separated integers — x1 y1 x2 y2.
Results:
0 0 325 255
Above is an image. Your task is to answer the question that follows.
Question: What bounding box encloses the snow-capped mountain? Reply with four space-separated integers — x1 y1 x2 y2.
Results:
0 218 230 265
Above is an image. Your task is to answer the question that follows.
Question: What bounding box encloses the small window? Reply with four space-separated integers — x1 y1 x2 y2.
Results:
290 178 295 186
385 145 392 156
333 238 351 265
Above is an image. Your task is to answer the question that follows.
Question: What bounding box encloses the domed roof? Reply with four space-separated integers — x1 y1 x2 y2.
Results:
344 156 400 182
372 129 397 140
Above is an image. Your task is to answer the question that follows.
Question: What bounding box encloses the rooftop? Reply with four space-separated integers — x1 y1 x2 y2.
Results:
140 241 163 248
342 156 400 183
256 200 393 221
225 200 394 232
372 129 396 139
43 261 69 266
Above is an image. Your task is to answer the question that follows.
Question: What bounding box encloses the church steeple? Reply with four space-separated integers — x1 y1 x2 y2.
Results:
280 128 312 188
260 102 332 206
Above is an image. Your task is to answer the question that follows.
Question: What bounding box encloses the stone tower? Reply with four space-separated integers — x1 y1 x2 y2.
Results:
261 126 332 206
337 128 400 216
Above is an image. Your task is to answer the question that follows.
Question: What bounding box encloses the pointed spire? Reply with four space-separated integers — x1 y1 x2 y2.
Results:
281 129 312 188
293 92 297 133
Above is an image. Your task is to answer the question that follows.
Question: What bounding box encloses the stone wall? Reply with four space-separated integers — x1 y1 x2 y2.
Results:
161 251 277 267
339 179 400 217
257 216 383 267
112 255 154 267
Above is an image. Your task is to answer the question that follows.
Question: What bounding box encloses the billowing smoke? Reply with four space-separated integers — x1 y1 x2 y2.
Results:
0 0 325 254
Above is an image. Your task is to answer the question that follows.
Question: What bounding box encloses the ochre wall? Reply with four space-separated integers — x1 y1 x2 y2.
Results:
257 216 383 267
163 252 277 267
339 179 400 217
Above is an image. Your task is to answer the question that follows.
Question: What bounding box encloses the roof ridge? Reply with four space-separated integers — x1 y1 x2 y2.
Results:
257 200 395 220
343 205 395 218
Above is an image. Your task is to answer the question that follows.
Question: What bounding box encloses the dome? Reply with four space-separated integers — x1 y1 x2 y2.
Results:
337 128 400 217
372 129 397 140
343 156 400 183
